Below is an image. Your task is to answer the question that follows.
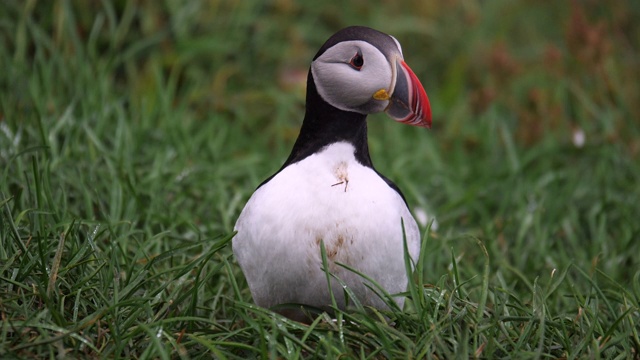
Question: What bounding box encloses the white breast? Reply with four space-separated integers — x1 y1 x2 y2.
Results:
233 142 420 312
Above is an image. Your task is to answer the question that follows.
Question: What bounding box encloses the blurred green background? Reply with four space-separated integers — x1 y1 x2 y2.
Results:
1 0 639 358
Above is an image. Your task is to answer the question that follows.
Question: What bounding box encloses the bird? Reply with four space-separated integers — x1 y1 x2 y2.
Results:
233 26 431 322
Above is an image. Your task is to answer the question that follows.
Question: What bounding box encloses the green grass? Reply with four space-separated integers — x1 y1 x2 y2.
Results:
1 0 639 358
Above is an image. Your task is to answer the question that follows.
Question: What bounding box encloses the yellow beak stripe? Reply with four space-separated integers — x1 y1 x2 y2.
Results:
373 89 390 101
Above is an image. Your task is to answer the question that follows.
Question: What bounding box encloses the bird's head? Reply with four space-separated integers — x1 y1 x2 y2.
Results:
310 26 431 128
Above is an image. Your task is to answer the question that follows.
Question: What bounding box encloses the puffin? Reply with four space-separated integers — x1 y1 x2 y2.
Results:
233 26 431 322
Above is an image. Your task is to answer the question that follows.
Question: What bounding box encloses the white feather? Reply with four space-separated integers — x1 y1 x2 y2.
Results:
233 142 420 311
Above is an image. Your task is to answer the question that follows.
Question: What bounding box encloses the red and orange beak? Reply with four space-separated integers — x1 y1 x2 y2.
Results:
385 58 432 128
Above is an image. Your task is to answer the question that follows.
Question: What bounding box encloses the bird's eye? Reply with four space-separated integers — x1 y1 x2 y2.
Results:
349 52 364 70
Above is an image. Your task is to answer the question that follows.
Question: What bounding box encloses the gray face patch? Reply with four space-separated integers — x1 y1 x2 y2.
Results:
311 40 399 115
